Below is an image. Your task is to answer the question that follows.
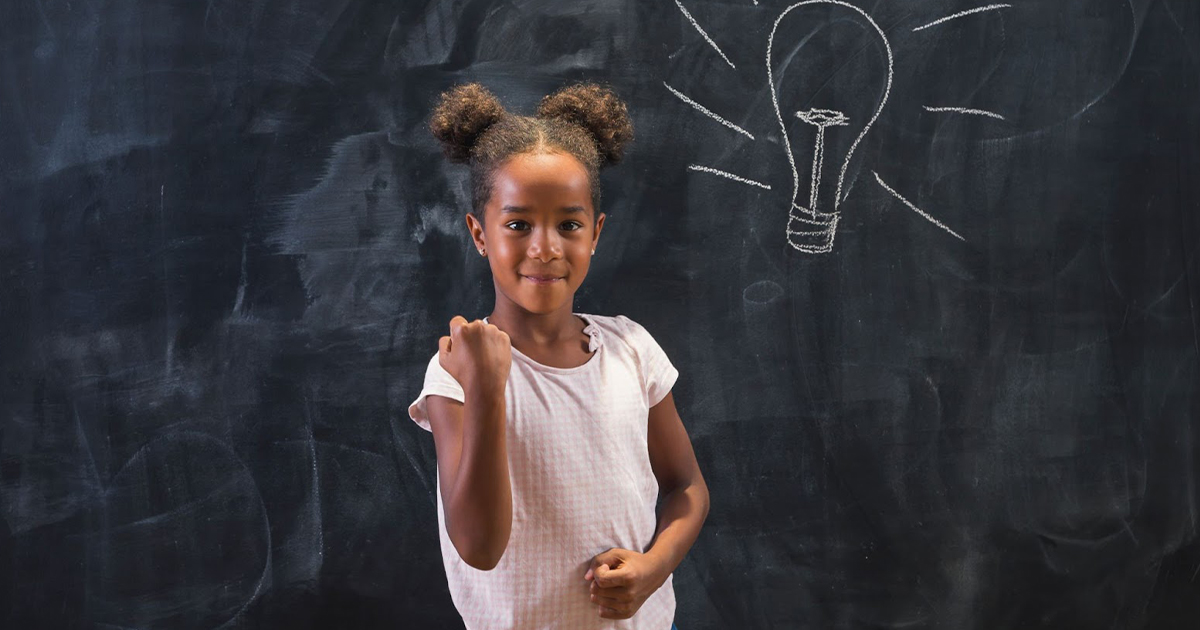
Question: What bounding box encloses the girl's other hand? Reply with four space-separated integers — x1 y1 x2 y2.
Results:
583 548 668 620
439 315 512 396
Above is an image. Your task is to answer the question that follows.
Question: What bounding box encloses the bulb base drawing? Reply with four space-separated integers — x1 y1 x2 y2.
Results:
787 207 839 253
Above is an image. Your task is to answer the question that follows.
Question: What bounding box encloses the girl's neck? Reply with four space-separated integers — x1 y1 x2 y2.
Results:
487 305 583 349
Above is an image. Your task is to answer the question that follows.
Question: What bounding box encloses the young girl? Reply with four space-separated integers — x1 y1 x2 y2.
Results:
407 82 709 629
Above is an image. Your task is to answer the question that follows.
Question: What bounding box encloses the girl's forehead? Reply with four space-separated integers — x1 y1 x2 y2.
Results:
503 151 588 176
492 153 592 199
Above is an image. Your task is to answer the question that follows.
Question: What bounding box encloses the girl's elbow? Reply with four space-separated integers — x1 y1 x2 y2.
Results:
453 532 510 571
463 551 502 571
692 474 711 519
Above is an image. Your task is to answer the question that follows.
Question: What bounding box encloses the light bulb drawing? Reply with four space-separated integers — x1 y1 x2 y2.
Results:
666 0 1019 252
769 0 893 254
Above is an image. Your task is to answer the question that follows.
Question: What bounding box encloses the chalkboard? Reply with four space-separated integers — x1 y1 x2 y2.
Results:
2 0 1197 628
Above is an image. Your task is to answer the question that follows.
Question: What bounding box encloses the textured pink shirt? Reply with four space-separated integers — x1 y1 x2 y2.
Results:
408 312 679 630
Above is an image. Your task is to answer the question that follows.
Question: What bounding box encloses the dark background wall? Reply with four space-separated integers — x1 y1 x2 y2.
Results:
2 1 1198 628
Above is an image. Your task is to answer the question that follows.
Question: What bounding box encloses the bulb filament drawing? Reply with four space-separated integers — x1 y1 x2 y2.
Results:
795 108 848 214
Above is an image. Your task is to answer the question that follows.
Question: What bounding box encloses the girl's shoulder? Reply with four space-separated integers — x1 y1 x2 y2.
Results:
583 312 678 407
579 312 663 353
579 312 633 339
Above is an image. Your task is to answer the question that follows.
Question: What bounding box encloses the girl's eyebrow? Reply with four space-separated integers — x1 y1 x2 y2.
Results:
501 205 586 215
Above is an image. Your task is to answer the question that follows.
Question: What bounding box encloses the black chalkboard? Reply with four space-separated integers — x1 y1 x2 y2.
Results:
2 1 1197 628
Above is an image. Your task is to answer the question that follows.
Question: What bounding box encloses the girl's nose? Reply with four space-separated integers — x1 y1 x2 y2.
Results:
528 228 564 260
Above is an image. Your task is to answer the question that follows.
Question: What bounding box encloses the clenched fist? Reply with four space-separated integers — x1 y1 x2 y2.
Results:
439 316 512 396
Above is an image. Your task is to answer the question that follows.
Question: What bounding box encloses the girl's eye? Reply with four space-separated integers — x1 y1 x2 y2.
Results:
506 221 582 231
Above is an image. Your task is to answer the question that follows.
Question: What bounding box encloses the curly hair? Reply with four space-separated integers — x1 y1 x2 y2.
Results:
429 82 634 226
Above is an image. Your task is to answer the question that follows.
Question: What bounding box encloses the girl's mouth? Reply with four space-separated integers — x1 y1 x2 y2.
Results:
523 275 563 285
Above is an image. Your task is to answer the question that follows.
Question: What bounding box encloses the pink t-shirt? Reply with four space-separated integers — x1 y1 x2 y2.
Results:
408 312 679 630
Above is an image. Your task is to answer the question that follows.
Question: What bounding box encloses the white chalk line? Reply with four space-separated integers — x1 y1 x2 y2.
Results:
674 0 737 69
809 131 822 210
689 165 771 190
923 106 1006 120
872 172 966 241
793 203 837 221
663 82 755 139
788 230 831 237
912 4 1012 32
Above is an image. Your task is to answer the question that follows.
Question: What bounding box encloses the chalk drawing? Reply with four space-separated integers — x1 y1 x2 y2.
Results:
675 0 737 70
666 1 998 254
689 165 772 190
873 172 966 241
768 0 893 253
795 108 849 213
923 106 1006 120
912 4 1012 32
664 82 755 139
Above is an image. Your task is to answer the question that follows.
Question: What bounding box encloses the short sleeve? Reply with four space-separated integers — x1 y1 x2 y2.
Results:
407 352 466 432
616 315 679 408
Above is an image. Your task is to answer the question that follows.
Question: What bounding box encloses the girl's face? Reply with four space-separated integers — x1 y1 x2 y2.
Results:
467 152 605 316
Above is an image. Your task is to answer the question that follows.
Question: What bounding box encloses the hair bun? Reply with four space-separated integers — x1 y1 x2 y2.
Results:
536 83 634 166
429 83 507 163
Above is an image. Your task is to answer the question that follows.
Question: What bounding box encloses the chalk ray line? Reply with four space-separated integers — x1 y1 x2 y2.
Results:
689 165 772 190
674 0 737 69
923 106 1006 120
912 4 1012 32
872 172 966 241
663 82 755 139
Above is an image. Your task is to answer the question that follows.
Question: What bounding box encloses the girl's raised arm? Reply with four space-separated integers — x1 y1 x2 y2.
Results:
426 317 514 571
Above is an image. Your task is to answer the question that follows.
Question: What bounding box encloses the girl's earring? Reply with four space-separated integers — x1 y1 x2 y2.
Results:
478 247 485 256
591 248 596 255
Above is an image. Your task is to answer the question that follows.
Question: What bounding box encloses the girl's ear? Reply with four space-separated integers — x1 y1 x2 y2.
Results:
466 212 486 251
593 212 606 246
